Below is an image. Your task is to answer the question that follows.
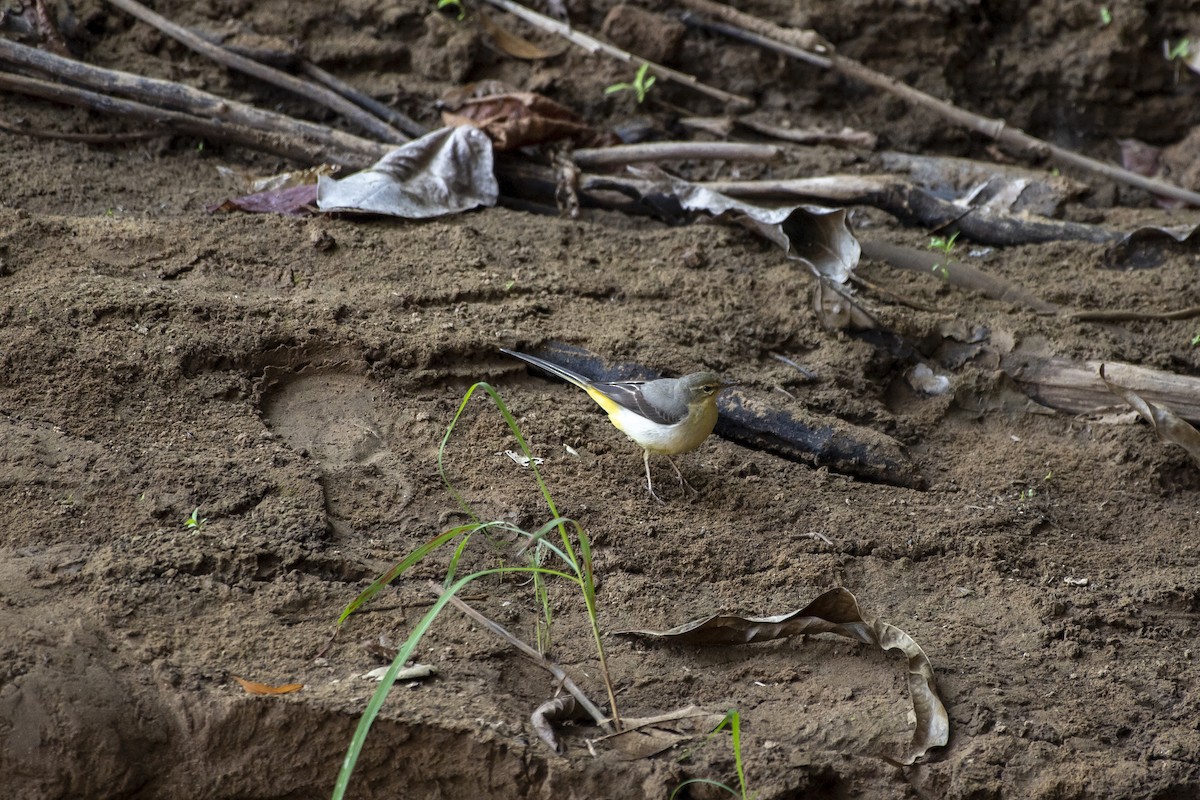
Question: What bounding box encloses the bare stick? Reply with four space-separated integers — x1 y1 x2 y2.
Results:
0 38 391 165
299 61 427 139
427 582 614 733
0 70 382 168
573 141 779 167
681 1 1200 208
101 0 408 143
478 0 752 109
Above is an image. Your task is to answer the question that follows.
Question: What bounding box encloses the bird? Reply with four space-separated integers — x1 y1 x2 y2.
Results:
501 348 731 502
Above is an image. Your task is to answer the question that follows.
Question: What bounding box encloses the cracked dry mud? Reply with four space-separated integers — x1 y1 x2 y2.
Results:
3 0 1200 798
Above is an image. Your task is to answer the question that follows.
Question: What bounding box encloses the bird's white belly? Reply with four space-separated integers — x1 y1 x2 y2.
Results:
607 403 717 455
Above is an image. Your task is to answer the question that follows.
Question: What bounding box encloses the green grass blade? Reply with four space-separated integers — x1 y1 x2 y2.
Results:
437 381 564 525
337 522 486 625
331 568 500 800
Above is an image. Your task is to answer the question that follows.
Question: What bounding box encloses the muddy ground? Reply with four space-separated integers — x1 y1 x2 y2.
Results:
3 0 1200 798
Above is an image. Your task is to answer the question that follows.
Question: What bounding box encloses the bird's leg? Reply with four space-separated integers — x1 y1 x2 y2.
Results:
666 456 698 497
643 450 665 504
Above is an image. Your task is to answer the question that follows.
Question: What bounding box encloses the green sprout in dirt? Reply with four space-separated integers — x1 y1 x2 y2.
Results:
1191 332 1200 347
671 709 753 800
928 230 959 280
605 62 657 103
1099 6 1112 26
331 381 618 800
184 507 207 530
1166 38 1191 61
436 0 465 20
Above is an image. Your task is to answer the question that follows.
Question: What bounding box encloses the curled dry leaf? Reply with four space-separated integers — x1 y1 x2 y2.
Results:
441 87 618 151
616 587 949 765
233 676 303 695
1100 364 1200 467
627 166 860 282
531 694 583 754
316 126 498 218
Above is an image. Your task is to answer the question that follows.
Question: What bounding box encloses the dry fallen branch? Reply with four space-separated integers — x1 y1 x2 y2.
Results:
680 0 1200 208
1003 354 1200 423
0 38 391 167
102 0 408 143
479 0 753 109
1101 365 1200 467
573 141 780 167
860 240 1058 315
0 69 386 167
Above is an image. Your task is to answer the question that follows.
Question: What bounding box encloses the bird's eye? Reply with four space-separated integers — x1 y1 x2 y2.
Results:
702 384 716 395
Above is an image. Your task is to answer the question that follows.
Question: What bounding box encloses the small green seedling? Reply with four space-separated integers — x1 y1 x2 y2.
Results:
1099 6 1112 26
928 231 959 280
437 0 465 20
1191 332 1200 347
1166 38 1191 61
184 508 207 530
605 63 657 103
671 709 753 799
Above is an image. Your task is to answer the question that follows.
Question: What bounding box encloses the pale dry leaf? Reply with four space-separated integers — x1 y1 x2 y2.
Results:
616 587 949 765
316 126 497 218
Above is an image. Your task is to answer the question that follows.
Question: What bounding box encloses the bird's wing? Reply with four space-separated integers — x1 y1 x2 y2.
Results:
589 380 687 426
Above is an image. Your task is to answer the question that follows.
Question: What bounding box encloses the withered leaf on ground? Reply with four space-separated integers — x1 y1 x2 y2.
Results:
209 183 318 216
1101 364 1200 467
316 126 497 217
233 676 304 695
531 694 588 754
441 88 618 151
477 11 566 60
616 587 948 765
623 167 860 283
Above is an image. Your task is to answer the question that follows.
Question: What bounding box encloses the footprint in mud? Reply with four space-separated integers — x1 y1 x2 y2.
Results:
260 369 415 534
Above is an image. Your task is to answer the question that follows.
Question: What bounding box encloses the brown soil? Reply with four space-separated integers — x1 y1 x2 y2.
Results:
4 1 1200 798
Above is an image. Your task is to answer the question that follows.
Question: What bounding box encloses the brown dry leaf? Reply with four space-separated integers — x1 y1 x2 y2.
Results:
595 705 726 760
233 676 303 695
617 587 949 765
531 694 584 754
442 90 618 151
1100 364 1200 467
477 11 565 60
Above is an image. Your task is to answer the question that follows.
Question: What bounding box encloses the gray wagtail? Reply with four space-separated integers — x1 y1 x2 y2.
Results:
501 349 732 501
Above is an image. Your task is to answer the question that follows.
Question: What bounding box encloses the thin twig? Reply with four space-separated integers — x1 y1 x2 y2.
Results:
681 1 1200 208
479 0 753 109
0 117 162 143
428 581 614 734
0 38 391 166
573 141 779 167
101 0 408 143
